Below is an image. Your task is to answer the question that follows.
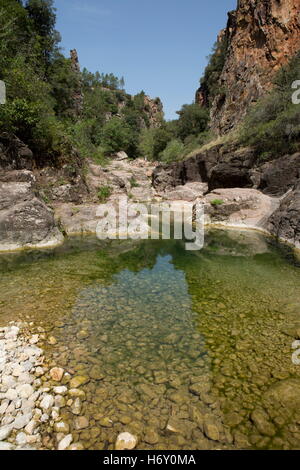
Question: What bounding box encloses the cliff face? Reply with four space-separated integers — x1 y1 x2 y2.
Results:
142 95 163 128
206 0 300 135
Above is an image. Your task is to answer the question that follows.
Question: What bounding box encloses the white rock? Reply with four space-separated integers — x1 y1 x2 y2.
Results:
58 433 73 450
40 413 49 423
18 372 34 384
16 432 27 446
115 432 138 450
0 400 9 414
5 388 18 401
12 364 24 377
13 412 32 430
0 425 12 441
54 421 69 433
5 327 19 339
15 399 22 409
2 375 16 388
0 442 14 450
35 367 44 377
16 384 34 399
40 394 54 411
29 335 39 345
53 386 67 396
24 419 38 435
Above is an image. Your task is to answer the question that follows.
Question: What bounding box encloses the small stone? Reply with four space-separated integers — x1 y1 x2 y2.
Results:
24 419 38 435
53 386 67 395
166 417 181 433
115 432 138 450
251 409 276 437
16 384 34 399
54 395 65 408
48 336 57 345
54 421 70 434
5 388 18 400
0 400 9 414
18 372 34 385
12 364 24 377
98 417 113 427
0 442 14 450
68 442 84 450
16 432 27 446
0 425 12 441
144 428 159 445
77 330 89 340
74 416 89 430
40 413 49 423
13 412 32 430
89 366 105 381
40 394 54 411
69 376 89 389
50 367 64 382
35 367 44 377
29 335 39 345
203 420 220 441
58 433 73 450
68 389 86 398
71 397 81 415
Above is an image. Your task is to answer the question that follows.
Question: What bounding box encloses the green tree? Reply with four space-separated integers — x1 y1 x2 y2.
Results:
176 104 209 141
100 117 134 155
159 139 185 163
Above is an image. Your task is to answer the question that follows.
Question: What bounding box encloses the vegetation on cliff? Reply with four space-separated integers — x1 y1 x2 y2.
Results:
240 51 300 160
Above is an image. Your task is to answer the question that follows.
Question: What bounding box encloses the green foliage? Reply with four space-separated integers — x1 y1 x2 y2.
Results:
97 185 112 202
100 117 135 156
210 199 224 206
159 139 185 163
130 176 139 188
175 103 209 141
200 37 228 106
138 128 157 161
239 51 300 159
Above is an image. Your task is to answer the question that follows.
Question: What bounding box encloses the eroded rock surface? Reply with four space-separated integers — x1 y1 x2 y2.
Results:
267 183 300 249
0 171 63 251
207 0 300 134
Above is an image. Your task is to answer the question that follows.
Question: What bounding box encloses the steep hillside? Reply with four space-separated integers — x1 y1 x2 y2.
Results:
198 0 300 135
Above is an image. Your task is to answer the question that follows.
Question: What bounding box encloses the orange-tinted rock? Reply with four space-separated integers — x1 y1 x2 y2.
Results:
207 0 300 135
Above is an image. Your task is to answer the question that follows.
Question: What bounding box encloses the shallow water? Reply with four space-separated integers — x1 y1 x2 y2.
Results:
1 230 300 450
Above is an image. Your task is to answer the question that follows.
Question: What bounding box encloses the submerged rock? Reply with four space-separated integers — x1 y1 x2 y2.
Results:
115 432 138 450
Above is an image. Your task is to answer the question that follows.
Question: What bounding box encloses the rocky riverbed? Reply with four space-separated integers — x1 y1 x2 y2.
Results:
0 323 92 450
0 322 157 451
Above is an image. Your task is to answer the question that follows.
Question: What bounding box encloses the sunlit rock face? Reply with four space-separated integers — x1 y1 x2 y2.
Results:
208 0 300 135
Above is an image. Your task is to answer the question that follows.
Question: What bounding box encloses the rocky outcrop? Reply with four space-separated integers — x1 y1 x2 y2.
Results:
142 95 163 128
203 0 300 135
0 171 63 251
153 144 257 191
254 153 300 196
204 187 280 231
152 145 222 191
153 144 300 196
0 133 34 170
267 182 300 249
70 49 83 118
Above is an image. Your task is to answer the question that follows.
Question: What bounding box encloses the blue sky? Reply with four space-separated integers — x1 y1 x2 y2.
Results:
54 0 237 120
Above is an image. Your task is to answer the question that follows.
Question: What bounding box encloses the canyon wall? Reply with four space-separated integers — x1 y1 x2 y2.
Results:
200 0 300 135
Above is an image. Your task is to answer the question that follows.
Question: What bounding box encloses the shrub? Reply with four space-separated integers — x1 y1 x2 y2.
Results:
210 199 224 206
239 50 300 159
130 176 139 188
159 139 185 163
97 186 112 202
